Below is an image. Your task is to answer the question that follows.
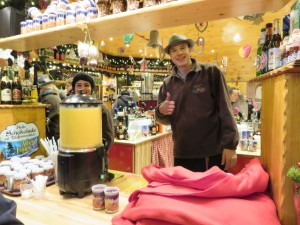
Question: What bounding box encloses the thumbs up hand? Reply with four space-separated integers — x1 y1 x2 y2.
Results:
159 92 175 115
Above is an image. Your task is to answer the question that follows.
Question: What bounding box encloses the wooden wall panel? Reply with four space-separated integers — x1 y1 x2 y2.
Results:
134 141 152 174
261 71 300 225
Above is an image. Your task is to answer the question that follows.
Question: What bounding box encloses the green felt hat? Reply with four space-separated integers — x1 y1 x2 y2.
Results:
164 34 194 54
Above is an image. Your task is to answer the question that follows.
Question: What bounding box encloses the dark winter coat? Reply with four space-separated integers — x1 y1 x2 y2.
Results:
155 59 239 159
113 94 134 112
0 193 24 225
101 104 114 150
39 89 61 142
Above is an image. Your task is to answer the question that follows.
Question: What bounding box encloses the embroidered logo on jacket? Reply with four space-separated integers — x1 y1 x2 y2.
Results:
192 85 206 93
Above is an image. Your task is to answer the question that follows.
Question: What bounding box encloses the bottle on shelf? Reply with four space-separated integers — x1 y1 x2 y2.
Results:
150 116 157 135
116 116 126 140
12 64 22 105
30 85 39 104
268 18 282 71
21 70 33 103
256 27 266 77
262 23 273 74
1 67 12 104
282 14 290 39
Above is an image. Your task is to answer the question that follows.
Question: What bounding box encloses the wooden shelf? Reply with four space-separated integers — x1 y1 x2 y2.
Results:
48 58 169 75
0 0 290 52
249 60 300 82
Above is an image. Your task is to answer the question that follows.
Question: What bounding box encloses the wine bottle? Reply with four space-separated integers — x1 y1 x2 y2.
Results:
282 14 290 39
262 23 273 74
268 18 282 71
256 27 266 76
12 64 22 105
1 67 12 104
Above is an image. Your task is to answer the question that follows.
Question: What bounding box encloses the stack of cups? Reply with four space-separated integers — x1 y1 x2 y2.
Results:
91 184 119 213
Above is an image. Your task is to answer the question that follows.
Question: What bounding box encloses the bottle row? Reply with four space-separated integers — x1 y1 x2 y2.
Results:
115 114 159 141
0 66 38 105
256 17 286 76
0 65 22 105
256 5 300 76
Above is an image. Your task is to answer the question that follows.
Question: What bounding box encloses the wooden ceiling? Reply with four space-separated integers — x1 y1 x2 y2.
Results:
0 0 294 85
96 1 293 83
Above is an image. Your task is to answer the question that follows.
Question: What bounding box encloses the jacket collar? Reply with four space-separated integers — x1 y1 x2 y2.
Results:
170 58 201 78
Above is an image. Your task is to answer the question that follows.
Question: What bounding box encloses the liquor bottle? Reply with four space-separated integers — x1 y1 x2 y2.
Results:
30 85 39 104
268 18 282 71
12 67 22 105
282 14 290 39
150 116 157 135
116 116 125 140
256 27 266 76
1 67 12 104
262 23 273 74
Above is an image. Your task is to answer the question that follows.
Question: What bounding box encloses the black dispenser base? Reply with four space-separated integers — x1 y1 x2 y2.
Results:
57 147 113 198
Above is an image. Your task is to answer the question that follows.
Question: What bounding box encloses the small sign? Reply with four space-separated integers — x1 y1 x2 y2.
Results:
0 122 39 159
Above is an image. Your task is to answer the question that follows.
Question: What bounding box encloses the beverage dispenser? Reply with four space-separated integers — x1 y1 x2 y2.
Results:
57 93 107 198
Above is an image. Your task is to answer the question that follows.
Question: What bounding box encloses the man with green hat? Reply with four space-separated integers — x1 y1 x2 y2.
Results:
155 34 239 172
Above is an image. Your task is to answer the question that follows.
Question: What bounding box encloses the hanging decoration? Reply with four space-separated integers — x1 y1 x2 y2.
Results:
158 45 165 62
77 23 100 67
88 45 99 67
129 55 136 65
103 54 110 65
193 22 208 54
138 57 147 71
237 13 265 25
118 46 126 54
238 44 251 59
123 34 134 44
147 30 162 48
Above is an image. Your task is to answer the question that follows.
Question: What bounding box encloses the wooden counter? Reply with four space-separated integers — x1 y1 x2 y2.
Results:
113 131 172 145
109 132 173 174
5 172 147 225
250 63 300 225
0 104 48 160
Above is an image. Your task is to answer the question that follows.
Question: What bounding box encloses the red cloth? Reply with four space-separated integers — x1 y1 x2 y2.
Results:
112 158 281 225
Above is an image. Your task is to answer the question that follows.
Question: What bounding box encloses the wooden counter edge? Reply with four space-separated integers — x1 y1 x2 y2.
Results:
0 103 49 109
114 131 172 145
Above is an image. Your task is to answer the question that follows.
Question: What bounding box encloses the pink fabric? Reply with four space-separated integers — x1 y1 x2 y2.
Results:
151 134 174 168
112 158 281 225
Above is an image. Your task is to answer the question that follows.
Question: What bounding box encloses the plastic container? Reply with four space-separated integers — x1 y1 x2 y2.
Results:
92 184 107 210
60 94 102 150
13 173 27 193
104 186 119 213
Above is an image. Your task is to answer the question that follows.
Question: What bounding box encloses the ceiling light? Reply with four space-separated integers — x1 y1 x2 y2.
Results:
233 33 241 42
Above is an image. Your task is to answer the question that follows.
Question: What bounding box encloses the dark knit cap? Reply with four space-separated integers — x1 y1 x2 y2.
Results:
72 72 95 93
121 90 130 96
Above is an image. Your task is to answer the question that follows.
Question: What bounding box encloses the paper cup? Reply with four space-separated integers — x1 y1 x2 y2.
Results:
104 186 119 213
91 184 107 210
